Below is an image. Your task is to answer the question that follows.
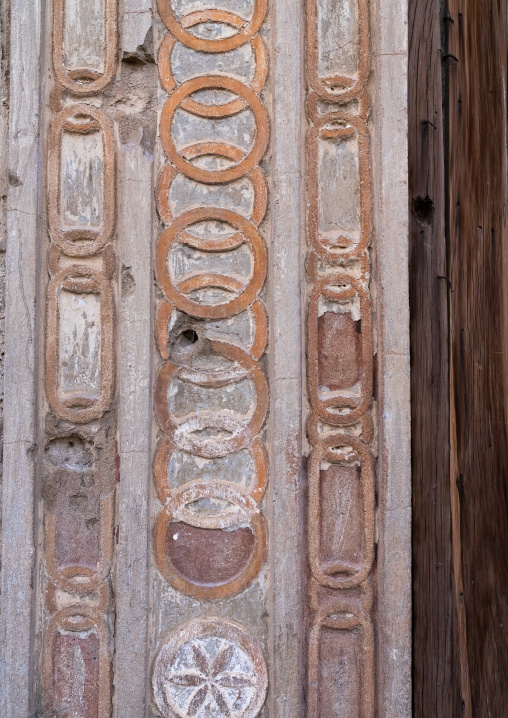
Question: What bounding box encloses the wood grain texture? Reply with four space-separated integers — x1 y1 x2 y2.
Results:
412 0 508 713
409 0 462 714
448 0 508 713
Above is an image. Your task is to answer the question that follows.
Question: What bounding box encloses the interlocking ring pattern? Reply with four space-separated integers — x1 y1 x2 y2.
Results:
305 0 375 714
154 0 268 612
154 0 269 709
42 1 119 714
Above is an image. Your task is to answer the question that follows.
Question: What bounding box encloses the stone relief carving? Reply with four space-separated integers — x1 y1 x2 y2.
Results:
152 0 270 707
152 0 270 710
41 0 118 713
305 0 376 714
33 0 377 713
153 618 268 718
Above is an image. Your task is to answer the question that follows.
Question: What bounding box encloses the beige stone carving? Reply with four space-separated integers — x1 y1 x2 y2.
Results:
153 618 268 718
305 0 376 713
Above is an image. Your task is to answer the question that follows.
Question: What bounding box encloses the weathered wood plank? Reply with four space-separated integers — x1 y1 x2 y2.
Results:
409 0 463 714
448 0 508 713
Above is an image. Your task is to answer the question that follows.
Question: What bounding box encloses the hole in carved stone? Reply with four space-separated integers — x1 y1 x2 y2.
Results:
179 329 199 347
45 435 93 471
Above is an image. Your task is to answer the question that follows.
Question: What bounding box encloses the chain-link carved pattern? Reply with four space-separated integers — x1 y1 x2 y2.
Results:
306 0 375 714
41 1 118 714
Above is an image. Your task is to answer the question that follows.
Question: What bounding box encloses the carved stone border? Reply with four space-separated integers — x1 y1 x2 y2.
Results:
38 0 120 714
153 0 271 616
304 0 378 713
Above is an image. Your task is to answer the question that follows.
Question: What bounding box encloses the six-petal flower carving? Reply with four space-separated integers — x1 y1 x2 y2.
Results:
167 641 255 717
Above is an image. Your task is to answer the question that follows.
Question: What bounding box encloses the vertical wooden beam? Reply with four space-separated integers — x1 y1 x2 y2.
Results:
409 0 462 715
448 0 508 713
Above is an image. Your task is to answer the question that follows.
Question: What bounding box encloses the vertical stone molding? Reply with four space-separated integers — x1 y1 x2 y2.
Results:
38 0 119 714
372 0 411 713
305 0 376 715
0 0 43 713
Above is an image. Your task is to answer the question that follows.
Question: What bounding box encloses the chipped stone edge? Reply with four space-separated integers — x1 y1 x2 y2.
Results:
0 0 43 714
370 0 412 715
113 3 154 715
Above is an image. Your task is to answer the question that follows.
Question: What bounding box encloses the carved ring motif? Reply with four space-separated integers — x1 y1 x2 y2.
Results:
45 266 115 424
154 486 267 599
307 114 372 260
157 0 268 53
160 76 269 184
156 207 267 320
307 274 373 425
154 342 268 458
157 157 268 227
155 299 268 361
307 606 374 718
154 436 268 505
158 30 268 116
48 105 116 257
44 606 111 717
53 0 118 95
308 436 374 588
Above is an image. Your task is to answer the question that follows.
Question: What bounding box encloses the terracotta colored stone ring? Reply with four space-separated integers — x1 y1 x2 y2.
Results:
307 273 373 425
154 492 267 599
155 298 267 361
156 152 267 227
53 0 117 95
160 480 260 530
158 30 267 117
156 207 267 319
154 342 269 458
44 606 110 717
153 436 268 506
307 606 374 718
45 266 115 424
160 76 269 184
48 105 116 257
157 1 267 53
308 436 374 589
